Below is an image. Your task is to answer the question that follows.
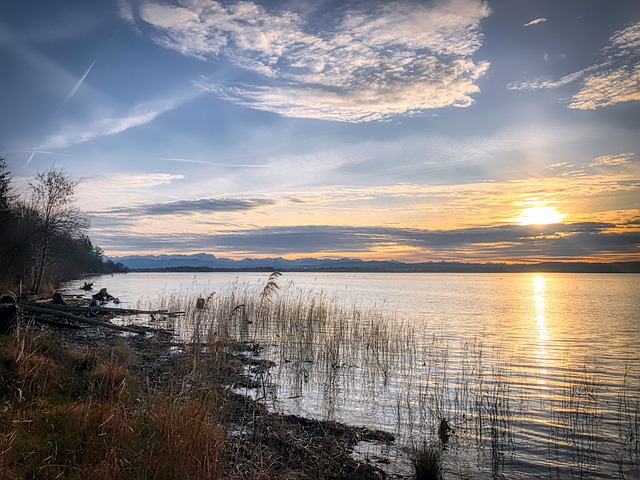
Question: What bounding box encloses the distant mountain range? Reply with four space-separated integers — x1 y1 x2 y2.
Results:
112 253 640 273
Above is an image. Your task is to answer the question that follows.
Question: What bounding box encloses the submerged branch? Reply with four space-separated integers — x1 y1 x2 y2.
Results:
22 301 184 316
18 303 147 334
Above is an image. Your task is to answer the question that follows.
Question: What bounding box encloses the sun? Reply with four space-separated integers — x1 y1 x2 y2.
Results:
517 206 566 226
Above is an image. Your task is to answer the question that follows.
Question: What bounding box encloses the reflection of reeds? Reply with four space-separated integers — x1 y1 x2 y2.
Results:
547 359 603 479
479 358 515 477
614 362 640 479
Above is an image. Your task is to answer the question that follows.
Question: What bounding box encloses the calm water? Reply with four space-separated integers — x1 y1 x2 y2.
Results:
64 272 640 479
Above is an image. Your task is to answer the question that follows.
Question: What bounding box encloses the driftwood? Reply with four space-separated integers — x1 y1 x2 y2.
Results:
19 304 146 334
51 292 67 305
92 288 114 302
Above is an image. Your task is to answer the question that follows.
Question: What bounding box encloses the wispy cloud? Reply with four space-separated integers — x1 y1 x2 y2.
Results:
41 84 207 149
135 156 275 168
126 0 492 122
508 21 640 110
506 66 597 91
588 153 635 168
118 0 135 24
76 173 186 211
523 18 547 27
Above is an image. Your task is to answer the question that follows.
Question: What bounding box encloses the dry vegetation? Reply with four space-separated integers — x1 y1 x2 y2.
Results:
0 281 392 479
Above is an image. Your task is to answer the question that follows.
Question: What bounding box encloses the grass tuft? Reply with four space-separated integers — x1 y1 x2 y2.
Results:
410 441 443 480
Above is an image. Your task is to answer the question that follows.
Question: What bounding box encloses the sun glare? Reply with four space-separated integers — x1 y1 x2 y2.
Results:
517 206 566 226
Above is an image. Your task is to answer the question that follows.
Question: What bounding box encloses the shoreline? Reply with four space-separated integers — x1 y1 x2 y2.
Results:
1 295 399 479
121 260 640 274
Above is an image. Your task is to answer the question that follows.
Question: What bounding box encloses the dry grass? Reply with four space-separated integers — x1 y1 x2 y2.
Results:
0 396 226 480
410 441 443 480
0 319 227 480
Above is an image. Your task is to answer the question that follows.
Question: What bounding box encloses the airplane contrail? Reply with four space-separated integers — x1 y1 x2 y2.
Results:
22 28 121 169
54 27 120 116
57 58 97 110
24 151 37 167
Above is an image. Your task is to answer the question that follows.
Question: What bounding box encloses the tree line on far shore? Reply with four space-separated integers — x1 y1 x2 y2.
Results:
0 156 127 295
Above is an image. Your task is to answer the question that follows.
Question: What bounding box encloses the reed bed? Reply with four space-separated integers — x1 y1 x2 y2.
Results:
171 274 640 479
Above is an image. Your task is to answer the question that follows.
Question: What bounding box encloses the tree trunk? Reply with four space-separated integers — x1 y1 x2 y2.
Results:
33 222 50 294
0 295 17 334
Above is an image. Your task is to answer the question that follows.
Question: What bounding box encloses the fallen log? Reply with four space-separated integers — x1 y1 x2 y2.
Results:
19 304 147 334
93 306 185 316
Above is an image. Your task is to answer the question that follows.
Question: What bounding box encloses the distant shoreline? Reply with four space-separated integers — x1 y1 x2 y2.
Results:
124 261 640 274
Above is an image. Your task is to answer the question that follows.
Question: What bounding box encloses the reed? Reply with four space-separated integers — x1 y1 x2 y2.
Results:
170 275 638 478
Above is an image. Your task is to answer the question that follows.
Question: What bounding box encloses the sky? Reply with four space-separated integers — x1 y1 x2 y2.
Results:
1 0 639 263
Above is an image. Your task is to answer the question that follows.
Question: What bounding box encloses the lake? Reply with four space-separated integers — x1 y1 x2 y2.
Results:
64 271 640 479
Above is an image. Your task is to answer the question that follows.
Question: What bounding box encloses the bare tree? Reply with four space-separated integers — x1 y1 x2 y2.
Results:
28 166 88 293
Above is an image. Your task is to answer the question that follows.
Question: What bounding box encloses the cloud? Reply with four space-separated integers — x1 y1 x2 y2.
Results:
545 162 573 170
118 0 135 24
90 222 640 261
107 197 275 215
130 0 491 122
508 21 640 110
523 18 547 27
588 153 635 168
76 173 186 211
506 66 596 91
569 64 640 110
134 155 275 167
41 84 206 149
